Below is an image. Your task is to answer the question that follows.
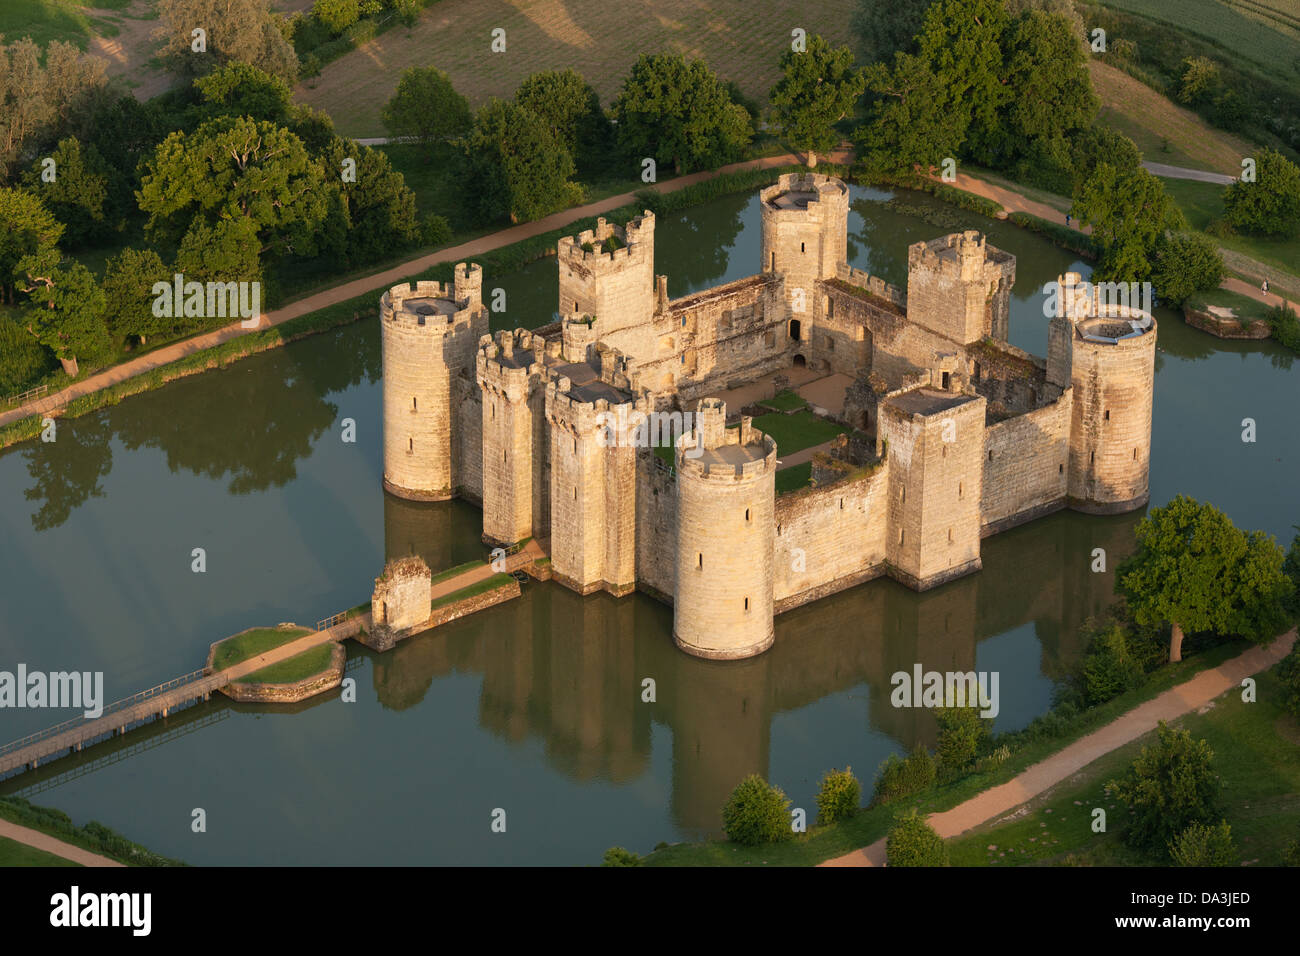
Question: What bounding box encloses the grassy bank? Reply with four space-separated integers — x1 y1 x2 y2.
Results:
0 796 182 866
431 573 516 610
641 638 1251 865
0 834 81 866
236 644 335 685
947 664 1300 866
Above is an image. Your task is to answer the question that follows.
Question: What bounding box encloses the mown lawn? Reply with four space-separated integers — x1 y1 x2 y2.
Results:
948 666 1300 866
0 835 81 867
1185 287 1274 322
236 644 335 685
757 389 809 412
750 409 847 457
775 461 812 495
210 627 312 671
431 573 516 609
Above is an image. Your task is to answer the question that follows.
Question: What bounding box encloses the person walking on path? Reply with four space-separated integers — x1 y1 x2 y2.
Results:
1262 278 1270 296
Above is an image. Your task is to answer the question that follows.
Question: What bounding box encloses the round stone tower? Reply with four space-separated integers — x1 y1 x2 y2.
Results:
1066 301 1157 513
381 264 488 500
674 398 778 660
759 172 849 323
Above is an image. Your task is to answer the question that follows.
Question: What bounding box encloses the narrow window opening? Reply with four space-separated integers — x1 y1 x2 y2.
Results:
839 498 844 509
573 487 578 499
958 481 963 498
744 597 749 610
1104 410 1110 421
1090 451 1095 464
408 437 413 452
800 242 805 253
948 528 953 543
942 371 951 390
770 251 775 271
745 508 751 522
698 553 703 569
988 449 993 461
413 396 418 411
1059 463 1064 474
1133 447 1138 460
899 530 905 545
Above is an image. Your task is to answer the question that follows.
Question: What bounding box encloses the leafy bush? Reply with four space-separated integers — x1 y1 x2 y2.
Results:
815 766 861 825
872 744 936 805
1105 721 1221 855
1266 304 1300 354
1169 820 1236 866
1080 618 1145 705
936 705 989 775
722 774 792 846
0 312 54 395
313 0 360 34
885 808 948 867
1224 148 1300 239
601 846 643 866
421 212 452 247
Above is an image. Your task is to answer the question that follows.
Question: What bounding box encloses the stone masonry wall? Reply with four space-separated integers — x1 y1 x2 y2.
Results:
980 390 1072 535
635 456 678 601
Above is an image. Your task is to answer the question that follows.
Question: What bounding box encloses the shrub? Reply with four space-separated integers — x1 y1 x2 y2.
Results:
885 809 948 867
312 0 360 34
1080 618 1145 705
1151 232 1224 306
722 774 792 846
601 846 643 866
1105 721 1220 854
1266 304 1300 354
1277 638 1300 718
1224 147 1300 238
935 705 989 775
1169 820 1236 866
815 766 861 825
1177 56 1220 106
421 212 453 247
872 744 936 805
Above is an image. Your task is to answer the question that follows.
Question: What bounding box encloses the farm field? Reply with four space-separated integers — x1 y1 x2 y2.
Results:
294 0 857 138
1092 0 1300 72
1088 61 1253 175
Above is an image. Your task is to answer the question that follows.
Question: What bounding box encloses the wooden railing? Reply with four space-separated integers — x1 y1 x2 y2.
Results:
1 383 50 410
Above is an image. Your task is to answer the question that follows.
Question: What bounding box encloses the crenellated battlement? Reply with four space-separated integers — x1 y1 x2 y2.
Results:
381 272 485 334
759 172 849 222
677 399 778 479
477 328 546 403
557 212 655 271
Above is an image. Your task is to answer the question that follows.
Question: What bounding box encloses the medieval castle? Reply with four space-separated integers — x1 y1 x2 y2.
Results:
377 173 1157 661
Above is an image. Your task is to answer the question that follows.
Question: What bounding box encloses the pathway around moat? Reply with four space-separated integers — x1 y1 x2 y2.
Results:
0 149 851 430
820 628 1298 867
0 820 125 867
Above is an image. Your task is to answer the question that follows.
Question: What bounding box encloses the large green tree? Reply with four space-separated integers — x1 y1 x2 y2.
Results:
1224 147 1300 239
154 0 298 83
611 54 752 175
102 247 173 345
193 61 295 125
1070 164 1184 283
915 0 1008 158
16 250 109 376
1105 721 1220 856
137 116 328 261
1150 232 1224 306
769 35 865 168
1117 496 1293 662
461 99 582 224
20 138 114 248
0 38 107 181
317 137 419 266
380 67 472 146
514 69 612 176
854 52 967 173
0 188 64 304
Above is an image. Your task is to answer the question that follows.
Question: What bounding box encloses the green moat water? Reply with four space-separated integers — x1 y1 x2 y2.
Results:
0 186 1296 865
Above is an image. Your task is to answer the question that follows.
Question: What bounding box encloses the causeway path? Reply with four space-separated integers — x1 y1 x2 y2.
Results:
821 628 1297 867
0 149 850 430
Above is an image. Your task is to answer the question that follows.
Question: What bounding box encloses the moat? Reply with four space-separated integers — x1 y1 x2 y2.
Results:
1 185 1296 865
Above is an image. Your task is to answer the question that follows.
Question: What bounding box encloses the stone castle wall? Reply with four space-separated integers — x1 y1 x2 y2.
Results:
557 213 656 339
980 390 1072 535
635 457 678 601
773 462 889 611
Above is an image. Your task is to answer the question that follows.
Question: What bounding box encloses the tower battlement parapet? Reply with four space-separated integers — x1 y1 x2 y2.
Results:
556 212 655 271
759 172 849 222
381 270 485 333
676 399 778 478
477 328 546 403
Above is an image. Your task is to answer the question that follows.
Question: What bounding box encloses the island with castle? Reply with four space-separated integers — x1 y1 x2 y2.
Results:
370 172 1157 662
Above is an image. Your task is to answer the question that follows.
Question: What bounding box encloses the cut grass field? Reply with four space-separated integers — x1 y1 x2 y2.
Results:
294 0 858 137
1088 61 1253 176
947 666 1300 866
757 389 809 412
0 834 82 867
210 626 312 671
1094 0 1300 74
1186 286 1275 322
0 0 126 49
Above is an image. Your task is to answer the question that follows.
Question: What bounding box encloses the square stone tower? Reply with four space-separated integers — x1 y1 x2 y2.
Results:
879 387 986 589
906 231 1016 345
477 329 548 547
556 213 656 343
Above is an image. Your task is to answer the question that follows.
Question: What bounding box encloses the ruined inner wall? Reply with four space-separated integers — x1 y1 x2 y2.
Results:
980 390 1072 535
455 375 484 502
773 461 890 612
967 339 1062 420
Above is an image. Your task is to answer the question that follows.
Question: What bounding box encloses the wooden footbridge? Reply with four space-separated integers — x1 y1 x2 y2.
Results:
0 615 367 780
0 542 549 781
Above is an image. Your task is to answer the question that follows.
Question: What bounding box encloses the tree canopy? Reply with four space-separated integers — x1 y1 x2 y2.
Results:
1117 495 1293 661
769 35 865 166
1070 163 1184 283
611 54 752 175
154 0 298 83
1224 147 1300 239
0 187 65 304
514 70 612 176
461 99 583 224
381 67 472 145
16 250 110 373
